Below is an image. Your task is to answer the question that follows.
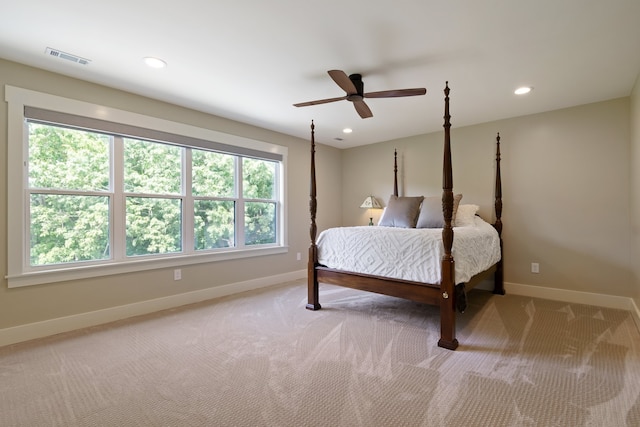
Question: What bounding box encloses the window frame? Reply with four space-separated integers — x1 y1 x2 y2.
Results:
5 85 288 288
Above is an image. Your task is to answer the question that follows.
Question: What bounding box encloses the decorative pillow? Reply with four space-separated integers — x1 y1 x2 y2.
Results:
378 195 424 228
454 204 479 227
416 194 462 228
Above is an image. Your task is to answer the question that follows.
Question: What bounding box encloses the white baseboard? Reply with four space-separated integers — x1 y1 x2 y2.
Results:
0 269 306 348
503 281 634 310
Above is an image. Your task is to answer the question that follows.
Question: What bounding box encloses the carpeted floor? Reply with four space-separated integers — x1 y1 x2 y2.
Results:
1 280 639 426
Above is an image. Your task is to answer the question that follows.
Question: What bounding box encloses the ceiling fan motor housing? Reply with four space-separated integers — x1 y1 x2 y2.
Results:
347 74 364 101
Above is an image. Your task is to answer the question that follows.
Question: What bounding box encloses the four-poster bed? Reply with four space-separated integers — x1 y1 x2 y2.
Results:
306 82 504 350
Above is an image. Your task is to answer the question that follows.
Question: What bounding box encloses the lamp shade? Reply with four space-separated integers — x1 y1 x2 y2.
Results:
360 196 382 209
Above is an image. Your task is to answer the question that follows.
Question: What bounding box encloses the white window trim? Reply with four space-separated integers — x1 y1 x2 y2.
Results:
5 85 288 288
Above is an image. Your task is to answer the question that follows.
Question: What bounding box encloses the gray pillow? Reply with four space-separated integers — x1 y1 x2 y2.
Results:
416 194 462 228
378 195 424 228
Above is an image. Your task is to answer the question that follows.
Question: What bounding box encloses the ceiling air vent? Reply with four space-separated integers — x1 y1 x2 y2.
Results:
45 47 91 65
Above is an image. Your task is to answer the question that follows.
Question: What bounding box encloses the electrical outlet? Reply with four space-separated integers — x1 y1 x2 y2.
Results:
174 269 182 280
296 252 301 261
531 263 539 274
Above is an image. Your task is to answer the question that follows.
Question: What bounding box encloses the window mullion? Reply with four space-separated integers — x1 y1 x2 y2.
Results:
22 119 32 272
183 148 193 254
112 136 125 261
235 156 244 248
276 161 283 245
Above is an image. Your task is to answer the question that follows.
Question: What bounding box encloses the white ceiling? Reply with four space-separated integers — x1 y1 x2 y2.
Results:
2 1 640 148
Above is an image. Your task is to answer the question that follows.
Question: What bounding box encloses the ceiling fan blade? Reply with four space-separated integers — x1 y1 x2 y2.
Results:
293 96 347 107
353 100 373 119
328 70 358 95
364 88 427 98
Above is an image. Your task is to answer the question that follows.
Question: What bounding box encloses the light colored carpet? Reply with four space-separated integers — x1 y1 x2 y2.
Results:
1 280 639 426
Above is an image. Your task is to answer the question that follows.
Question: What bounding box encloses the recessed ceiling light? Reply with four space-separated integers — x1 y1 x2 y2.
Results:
343 128 353 134
514 86 532 95
143 57 167 69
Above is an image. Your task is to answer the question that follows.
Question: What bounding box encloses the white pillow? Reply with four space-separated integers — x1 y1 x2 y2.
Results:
454 204 479 227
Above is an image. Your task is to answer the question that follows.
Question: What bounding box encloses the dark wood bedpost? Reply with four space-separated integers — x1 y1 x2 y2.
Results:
493 132 505 295
393 149 399 197
438 82 458 350
306 120 321 310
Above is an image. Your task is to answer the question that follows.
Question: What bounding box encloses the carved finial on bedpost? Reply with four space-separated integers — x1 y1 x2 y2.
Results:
309 120 317 249
393 149 399 197
442 81 453 259
494 132 503 236
493 132 505 296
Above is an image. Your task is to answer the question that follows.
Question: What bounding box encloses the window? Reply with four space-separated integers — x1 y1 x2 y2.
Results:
28 124 111 266
6 86 287 287
123 138 183 257
192 150 235 250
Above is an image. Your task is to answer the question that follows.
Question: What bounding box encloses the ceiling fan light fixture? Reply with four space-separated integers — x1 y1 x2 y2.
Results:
514 86 532 95
144 57 167 69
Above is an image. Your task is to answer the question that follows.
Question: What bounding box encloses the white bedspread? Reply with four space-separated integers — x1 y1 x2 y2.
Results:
316 216 501 284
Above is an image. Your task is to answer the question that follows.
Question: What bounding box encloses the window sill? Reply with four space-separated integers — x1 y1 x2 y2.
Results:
6 246 288 288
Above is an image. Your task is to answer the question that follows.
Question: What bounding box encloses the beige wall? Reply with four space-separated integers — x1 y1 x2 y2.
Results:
631 73 640 308
343 97 634 298
0 59 342 330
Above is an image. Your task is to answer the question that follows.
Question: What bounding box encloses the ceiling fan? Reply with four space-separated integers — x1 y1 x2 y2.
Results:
293 70 426 119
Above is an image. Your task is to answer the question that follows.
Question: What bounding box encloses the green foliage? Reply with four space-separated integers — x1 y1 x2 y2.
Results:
29 123 109 191
30 194 110 266
244 202 276 245
194 200 235 249
124 138 182 194
29 124 111 266
126 198 182 256
243 158 277 245
192 150 234 197
243 158 275 199
27 124 278 266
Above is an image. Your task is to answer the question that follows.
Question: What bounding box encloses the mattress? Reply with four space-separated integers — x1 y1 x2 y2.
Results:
316 216 501 284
